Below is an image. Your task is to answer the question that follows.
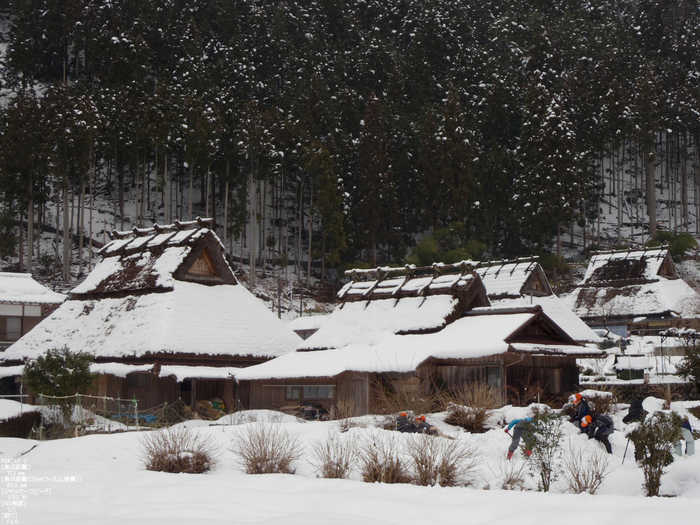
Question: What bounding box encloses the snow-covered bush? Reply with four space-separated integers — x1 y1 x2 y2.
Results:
357 431 411 484
627 411 683 497
231 423 302 474
405 434 479 487
561 443 613 495
22 347 97 398
522 411 564 492
140 426 219 474
308 432 358 479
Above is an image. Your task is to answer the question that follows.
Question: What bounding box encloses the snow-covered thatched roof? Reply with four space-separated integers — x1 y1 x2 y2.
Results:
3 280 300 362
0 273 65 305
581 247 676 285
472 258 601 343
564 248 698 322
475 258 552 299
287 315 330 332
338 262 486 302
236 259 603 381
1 221 300 364
236 306 600 380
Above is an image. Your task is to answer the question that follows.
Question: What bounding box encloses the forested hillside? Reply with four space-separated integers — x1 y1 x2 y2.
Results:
1 0 700 286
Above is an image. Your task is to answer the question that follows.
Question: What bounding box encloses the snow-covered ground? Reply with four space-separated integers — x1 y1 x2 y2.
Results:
0 399 699 524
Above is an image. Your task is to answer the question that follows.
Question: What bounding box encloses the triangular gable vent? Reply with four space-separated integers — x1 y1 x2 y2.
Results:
187 247 218 277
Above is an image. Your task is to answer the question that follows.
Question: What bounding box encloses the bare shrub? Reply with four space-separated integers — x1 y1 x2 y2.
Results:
267 411 285 424
371 380 438 419
358 431 411 484
308 433 358 479
490 458 529 491
140 426 219 474
651 384 681 410
506 371 547 406
562 443 613 494
333 398 362 432
228 411 258 425
406 434 479 487
230 424 302 474
442 382 502 433
587 389 620 415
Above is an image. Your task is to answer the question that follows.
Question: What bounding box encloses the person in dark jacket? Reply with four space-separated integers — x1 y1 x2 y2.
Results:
622 400 647 424
582 414 614 454
570 393 591 433
505 418 533 460
414 415 453 438
396 412 416 433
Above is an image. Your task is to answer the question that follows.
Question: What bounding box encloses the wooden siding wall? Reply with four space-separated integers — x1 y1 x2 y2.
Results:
420 354 579 402
247 377 336 413
336 373 370 416
246 374 372 416
504 355 578 400
419 355 505 391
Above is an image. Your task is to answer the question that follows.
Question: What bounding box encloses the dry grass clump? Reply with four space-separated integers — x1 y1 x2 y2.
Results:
562 443 613 495
358 432 411 484
230 423 302 474
406 434 479 487
442 382 502 433
371 381 438 419
140 425 219 474
490 457 529 491
308 432 358 479
333 398 363 432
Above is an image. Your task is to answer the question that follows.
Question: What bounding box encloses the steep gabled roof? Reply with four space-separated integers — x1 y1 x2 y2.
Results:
581 247 676 286
73 219 236 298
564 247 698 321
1 221 300 364
0 273 65 305
475 258 552 299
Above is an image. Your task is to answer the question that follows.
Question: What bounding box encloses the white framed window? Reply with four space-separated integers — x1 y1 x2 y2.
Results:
6 317 21 341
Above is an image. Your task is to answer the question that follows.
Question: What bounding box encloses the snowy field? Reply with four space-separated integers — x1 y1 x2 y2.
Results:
1 399 699 524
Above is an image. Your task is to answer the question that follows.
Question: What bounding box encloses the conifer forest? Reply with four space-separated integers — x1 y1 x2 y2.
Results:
2 0 700 284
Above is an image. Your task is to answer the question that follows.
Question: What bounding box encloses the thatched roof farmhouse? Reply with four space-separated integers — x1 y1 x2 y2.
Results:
0 219 300 409
237 262 603 416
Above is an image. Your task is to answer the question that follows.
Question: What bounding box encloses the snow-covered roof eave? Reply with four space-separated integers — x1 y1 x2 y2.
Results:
509 343 606 358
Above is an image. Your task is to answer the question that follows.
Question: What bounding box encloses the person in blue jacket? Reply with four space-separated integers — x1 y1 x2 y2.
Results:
675 416 695 456
505 418 533 460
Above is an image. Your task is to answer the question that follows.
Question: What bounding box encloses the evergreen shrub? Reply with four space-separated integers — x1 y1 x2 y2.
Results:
627 412 682 497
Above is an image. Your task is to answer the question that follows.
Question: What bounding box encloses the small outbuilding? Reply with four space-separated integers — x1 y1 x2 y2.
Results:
0 273 65 351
